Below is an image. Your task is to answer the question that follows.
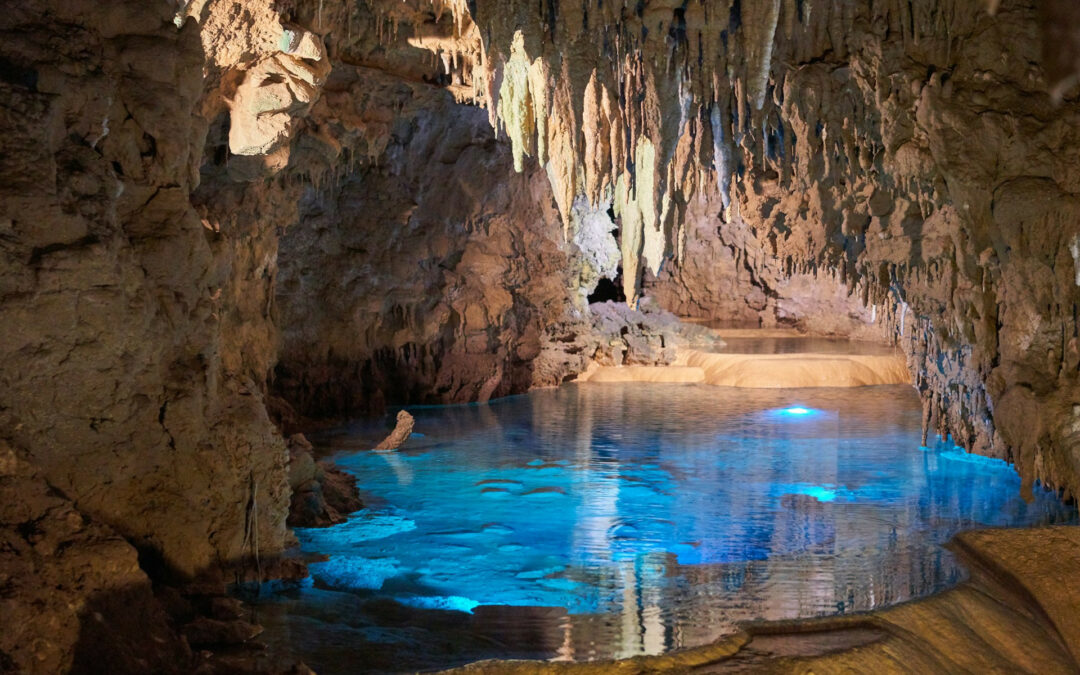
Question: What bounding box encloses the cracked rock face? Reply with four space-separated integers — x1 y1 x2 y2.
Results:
0 442 189 673
0 0 290 583
0 0 311 666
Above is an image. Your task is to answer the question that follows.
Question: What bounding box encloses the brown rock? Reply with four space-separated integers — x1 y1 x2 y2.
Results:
286 435 362 528
375 411 416 450
183 617 264 648
0 442 190 673
4 0 1080 668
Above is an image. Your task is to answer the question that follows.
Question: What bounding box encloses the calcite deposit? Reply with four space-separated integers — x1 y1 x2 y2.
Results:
374 411 416 451
2 0 1080 670
286 433 362 528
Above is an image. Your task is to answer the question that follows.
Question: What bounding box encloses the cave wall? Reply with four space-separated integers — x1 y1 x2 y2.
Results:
642 193 881 339
0 0 288 583
0 0 603 664
0 0 331 668
637 0 1080 500
0 0 590 636
273 65 584 418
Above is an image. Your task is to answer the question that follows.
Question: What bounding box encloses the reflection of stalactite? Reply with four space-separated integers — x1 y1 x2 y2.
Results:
374 450 414 485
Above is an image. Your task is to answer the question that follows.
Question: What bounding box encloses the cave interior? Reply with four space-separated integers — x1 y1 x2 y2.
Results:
2 0 1080 672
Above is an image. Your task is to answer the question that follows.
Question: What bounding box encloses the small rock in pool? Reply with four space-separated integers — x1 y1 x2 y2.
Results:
375 410 415 450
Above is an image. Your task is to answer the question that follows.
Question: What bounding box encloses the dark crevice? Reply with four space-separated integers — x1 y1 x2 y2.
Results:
589 268 626 304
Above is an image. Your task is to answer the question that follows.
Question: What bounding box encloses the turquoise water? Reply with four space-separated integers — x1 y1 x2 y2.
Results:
265 383 1076 670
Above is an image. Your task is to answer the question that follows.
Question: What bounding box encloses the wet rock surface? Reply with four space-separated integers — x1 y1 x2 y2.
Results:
287 434 363 528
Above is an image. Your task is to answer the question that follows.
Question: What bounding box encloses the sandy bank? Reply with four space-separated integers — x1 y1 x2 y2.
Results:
578 348 911 388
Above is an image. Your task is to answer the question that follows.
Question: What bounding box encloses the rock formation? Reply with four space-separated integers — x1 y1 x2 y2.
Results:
2 0 1080 670
0 441 189 673
286 433 363 528
271 63 583 416
375 411 416 451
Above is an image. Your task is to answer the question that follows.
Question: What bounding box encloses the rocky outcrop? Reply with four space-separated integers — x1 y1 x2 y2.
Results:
0 0 295 586
538 300 723 374
375 411 416 451
286 434 363 528
0 441 190 673
0 0 341 667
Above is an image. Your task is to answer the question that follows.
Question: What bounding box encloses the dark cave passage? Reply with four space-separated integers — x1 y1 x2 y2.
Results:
587 270 626 304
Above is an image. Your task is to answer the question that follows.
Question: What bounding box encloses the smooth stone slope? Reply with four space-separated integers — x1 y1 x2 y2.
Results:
579 343 911 389
680 350 912 388
441 526 1080 674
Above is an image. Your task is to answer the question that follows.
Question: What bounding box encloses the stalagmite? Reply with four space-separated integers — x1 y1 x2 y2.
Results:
375 411 416 450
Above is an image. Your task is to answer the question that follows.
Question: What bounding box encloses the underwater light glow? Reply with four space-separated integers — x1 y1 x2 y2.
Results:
799 485 837 502
767 405 826 420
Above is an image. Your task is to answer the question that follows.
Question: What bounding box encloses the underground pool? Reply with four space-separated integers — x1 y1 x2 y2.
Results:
255 382 1077 672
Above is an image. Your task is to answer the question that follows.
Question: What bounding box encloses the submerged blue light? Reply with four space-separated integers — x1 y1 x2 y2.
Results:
766 405 826 420
795 484 837 502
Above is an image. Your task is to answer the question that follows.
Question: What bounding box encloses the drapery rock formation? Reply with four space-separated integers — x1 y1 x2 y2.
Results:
2 0 1080 670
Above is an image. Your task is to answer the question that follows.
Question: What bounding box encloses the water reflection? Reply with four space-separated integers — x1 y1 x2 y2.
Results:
271 384 1076 671
706 336 899 355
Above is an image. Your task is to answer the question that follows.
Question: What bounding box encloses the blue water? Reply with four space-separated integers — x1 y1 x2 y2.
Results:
273 383 1076 667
